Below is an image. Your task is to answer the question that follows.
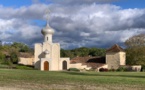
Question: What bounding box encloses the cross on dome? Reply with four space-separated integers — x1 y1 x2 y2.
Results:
41 9 54 43
45 9 51 25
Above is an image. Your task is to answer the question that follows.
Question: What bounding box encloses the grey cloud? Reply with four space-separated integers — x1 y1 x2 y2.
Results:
0 2 145 49
0 18 42 45
0 4 48 20
48 4 145 49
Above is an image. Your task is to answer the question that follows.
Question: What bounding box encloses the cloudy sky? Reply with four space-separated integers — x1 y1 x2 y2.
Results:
0 0 145 49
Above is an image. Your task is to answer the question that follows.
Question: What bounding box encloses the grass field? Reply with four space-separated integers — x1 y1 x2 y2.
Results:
0 69 145 90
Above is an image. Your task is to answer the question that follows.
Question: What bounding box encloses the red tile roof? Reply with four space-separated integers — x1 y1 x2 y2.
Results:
70 56 106 69
106 44 124 53
82 63 105 69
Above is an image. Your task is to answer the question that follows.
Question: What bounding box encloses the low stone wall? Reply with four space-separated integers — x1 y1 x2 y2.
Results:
69 63 91 70
131 65 141 72
19 57 34 66
96 64 108 72
120 65 142 72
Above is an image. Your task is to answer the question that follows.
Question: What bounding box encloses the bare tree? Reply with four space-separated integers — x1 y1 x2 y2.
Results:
125 34 145 48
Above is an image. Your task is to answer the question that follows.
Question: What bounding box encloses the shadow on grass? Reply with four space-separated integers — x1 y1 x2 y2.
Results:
61 71 145 79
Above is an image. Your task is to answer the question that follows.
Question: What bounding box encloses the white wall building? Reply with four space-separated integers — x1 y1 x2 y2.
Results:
34 23 70 71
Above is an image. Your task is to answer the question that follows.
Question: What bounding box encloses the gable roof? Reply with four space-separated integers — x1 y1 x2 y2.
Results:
70 56 92 63
106 44 124 53
70 56 106 69
70 56 105 64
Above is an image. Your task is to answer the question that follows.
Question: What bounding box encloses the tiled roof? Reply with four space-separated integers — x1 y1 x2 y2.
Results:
70 56 106 69
70 56 93 63
106 44 124 53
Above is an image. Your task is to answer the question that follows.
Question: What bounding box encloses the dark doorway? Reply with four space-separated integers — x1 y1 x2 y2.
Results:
44 61 49 71
63 61 67 70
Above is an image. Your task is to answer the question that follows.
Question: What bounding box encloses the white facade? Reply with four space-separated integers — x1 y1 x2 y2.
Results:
34 23 70 71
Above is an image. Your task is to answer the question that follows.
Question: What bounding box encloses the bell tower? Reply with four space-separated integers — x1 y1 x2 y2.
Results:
34 9 70 71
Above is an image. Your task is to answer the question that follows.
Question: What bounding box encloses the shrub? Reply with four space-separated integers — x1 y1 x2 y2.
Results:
99 68 108 72
104 68 108 72
109 69 116 72
117 67 127 72
68 68 80 71
141 65 145 72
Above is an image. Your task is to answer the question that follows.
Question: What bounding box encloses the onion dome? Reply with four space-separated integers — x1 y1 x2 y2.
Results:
41 24 54 35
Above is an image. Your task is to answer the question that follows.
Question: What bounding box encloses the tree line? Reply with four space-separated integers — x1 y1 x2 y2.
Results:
0 42 33 65
61 47 106 59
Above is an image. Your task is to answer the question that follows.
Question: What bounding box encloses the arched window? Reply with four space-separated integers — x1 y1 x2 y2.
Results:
47 37 48 41
62 61 67 70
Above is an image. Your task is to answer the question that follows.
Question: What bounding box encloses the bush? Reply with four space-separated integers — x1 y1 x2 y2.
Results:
99 68 108 72
109 69 116 72
141 65 145 72
117 67 128 72
68 68 80 71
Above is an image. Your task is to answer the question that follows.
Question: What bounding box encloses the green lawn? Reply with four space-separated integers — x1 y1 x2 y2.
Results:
0 69 145 90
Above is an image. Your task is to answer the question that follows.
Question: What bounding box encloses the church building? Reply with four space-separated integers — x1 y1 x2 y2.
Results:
34 23 70 71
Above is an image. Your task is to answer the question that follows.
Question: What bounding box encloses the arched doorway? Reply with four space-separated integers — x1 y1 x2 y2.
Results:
44 61 49 71
63 61 67 70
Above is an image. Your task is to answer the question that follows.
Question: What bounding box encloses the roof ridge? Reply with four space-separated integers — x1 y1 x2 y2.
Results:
106 44 124 53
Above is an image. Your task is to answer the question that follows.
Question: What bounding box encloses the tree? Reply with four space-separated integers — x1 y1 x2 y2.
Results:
125 34 145 66
74 47 90 57
11 42 30 52
9 47 19 64
60 47 106 59
89 48 106 56
125 34 145 48
0 52 5 63
60 49 74 59
0 42 32 65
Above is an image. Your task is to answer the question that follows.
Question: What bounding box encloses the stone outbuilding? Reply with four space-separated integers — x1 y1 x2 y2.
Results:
106 44 126 69
69 44 126 70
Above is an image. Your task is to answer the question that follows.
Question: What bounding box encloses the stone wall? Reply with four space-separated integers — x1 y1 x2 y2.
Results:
96 64 108 72
106 51 126 69
120 65 142 72
69 63 91 70
19 57 34 66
